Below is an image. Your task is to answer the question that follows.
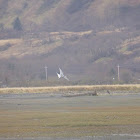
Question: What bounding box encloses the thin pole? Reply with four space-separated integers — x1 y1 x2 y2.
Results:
117 64 120 81
45 66 48 81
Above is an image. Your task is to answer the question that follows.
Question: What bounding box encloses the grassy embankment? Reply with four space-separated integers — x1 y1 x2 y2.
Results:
0 84 140 94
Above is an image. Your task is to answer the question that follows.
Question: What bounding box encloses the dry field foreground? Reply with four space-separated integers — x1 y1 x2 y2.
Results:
0 90 140 139
0 84 140 94
0 107 140 138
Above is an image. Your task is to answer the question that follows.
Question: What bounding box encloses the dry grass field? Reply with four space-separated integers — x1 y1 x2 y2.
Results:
0 84 140 94
0 90 140 139
0 107 140 138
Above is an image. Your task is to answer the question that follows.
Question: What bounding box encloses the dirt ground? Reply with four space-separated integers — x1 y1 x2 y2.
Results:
0 92 140 140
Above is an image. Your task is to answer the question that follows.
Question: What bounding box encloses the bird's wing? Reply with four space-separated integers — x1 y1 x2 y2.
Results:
57 73 61 78
64 76 69 81
59 68 64 77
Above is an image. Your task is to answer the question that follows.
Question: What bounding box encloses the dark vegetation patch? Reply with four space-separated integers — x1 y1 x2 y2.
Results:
119 5 140 23
37 0 61 14
67 0 95 14
0 43 11 52
0 30 22 39
23 2 28 9
127 44 140 51
0 0 8 18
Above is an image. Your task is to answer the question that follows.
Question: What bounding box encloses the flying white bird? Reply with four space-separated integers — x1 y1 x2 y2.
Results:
57 68 69 81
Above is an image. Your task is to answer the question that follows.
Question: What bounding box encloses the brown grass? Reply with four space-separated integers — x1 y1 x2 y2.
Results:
0 84 140 94
0 39 22 46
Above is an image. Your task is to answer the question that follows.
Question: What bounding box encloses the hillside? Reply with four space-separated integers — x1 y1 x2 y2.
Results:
0 0 140 86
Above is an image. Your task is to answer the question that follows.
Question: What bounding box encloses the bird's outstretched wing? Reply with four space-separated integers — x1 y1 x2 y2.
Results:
64 76 69 81
59 68 64 77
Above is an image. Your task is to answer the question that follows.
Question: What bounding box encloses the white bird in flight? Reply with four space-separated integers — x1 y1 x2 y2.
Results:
57 68 69 81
